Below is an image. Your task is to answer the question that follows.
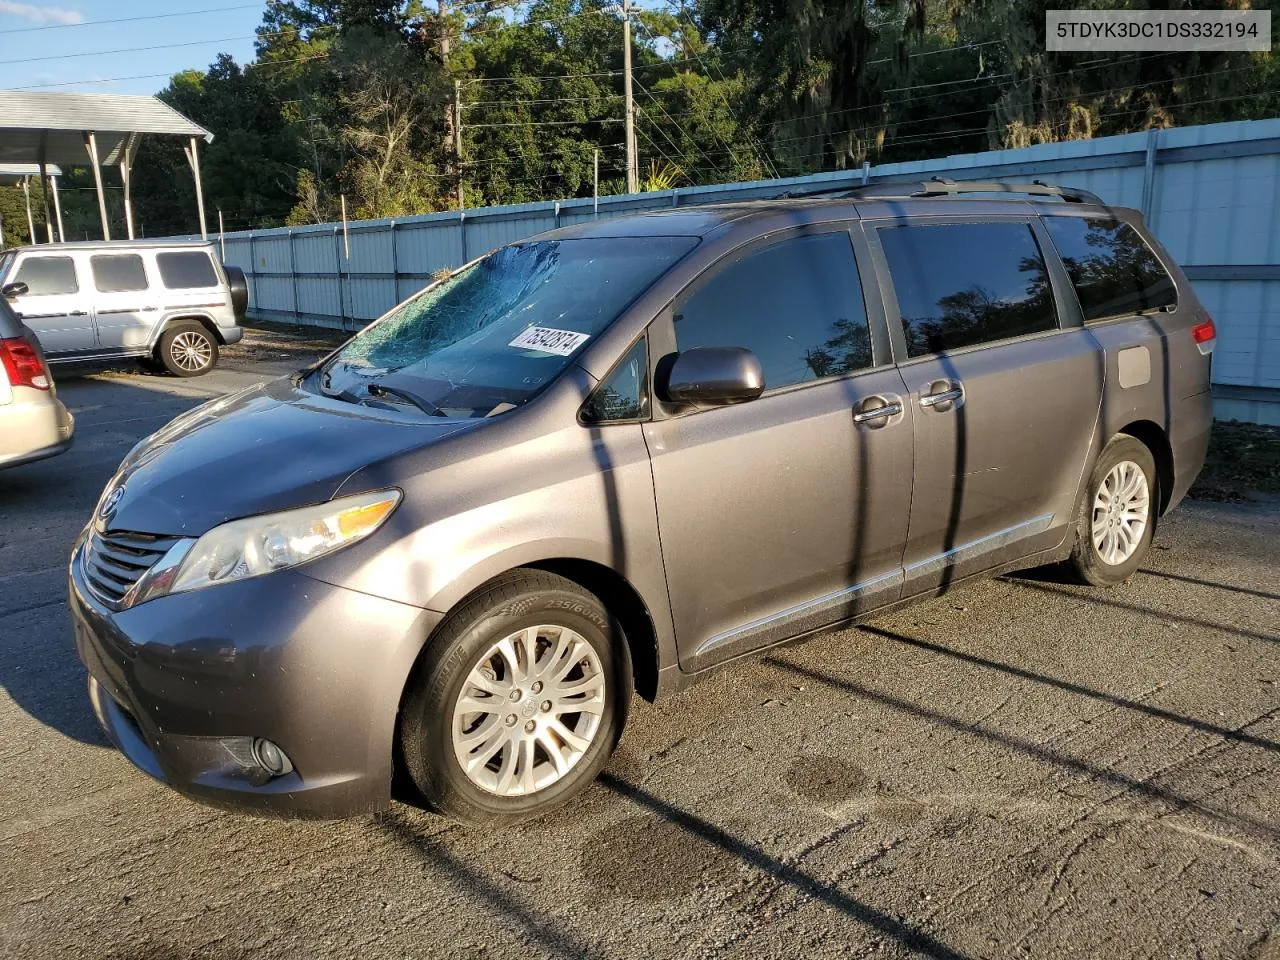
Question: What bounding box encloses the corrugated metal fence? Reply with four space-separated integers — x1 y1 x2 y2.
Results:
209 117 1280 424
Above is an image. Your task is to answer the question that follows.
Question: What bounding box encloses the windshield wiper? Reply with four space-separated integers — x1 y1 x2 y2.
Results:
367 382 448 418
319 381 369 405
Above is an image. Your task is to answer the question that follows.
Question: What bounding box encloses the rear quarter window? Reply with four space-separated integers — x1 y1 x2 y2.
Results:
91 255 149 293
1042 217 1176 321
156 251 219 289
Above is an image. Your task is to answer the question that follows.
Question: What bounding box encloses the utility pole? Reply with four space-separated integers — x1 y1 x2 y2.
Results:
622 0 638 194
441 0 462 209
454 79 465 210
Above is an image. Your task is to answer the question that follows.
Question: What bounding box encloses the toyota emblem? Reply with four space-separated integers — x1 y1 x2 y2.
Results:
100 483 126 520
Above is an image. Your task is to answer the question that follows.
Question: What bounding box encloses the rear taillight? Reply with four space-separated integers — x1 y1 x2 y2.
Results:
0 336 51 390
1191 317 1216 344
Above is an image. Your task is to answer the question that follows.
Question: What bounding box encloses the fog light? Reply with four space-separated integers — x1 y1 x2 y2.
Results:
252 738 293 776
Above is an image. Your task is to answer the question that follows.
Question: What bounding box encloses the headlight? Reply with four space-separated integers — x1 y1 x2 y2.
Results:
165 489 401 597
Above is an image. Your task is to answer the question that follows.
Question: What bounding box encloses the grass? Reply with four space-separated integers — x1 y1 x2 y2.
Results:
1190 420 1280 501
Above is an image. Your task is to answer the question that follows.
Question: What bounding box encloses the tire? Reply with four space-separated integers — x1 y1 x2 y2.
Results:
158 322 219 377
1067 435 1158 587
399 570 633 827
224 265 249 321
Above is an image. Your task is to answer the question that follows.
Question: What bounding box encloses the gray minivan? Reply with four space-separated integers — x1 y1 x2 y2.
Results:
70 180 1214 825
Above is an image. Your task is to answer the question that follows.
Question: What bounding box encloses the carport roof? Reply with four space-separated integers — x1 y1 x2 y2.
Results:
0 163 63 184
0 91 213 167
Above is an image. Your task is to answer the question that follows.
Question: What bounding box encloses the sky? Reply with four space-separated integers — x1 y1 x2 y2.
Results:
0 0 265 96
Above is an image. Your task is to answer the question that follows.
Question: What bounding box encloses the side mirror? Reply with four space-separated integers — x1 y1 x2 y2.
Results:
2 282 28 299
659 346 765 405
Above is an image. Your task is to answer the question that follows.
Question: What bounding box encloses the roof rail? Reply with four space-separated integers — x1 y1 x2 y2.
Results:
845 176 1104 205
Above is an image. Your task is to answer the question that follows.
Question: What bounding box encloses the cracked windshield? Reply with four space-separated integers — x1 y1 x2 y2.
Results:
317 237 696 417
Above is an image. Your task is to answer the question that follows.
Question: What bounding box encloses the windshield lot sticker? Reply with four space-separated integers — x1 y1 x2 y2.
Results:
509 326 591 356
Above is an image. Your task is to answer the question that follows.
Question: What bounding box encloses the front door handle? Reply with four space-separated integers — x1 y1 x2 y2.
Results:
920 389 962 408
69 310 88 317
853 396 903 424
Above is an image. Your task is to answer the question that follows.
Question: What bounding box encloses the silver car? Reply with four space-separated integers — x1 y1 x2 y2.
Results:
0 294 74 469
0 240 246 377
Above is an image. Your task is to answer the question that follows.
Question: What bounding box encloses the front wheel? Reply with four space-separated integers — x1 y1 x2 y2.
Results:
399 570 632 827
158 322 219 377
1067 435 1158 586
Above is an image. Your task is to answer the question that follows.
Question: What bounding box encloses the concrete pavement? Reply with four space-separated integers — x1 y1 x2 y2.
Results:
1 332 1276 959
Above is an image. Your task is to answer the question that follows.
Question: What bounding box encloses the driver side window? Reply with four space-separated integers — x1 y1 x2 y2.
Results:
672 230 872 391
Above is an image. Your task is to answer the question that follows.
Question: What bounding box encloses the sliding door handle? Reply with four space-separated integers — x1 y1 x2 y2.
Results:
920 389 963 408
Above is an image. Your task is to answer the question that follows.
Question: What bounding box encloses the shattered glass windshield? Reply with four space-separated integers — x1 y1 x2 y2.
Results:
317 237 697 418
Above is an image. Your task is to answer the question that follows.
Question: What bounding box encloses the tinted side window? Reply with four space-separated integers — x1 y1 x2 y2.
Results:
673 232 872 390
91 255 149 293
1043 217 1176 321
156 251 219 289
879 222 1058 358
14 256 78 296
582 337 649 423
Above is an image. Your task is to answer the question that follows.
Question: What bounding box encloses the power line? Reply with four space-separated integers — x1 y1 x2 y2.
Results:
0 2 261 33
0 35 260 66
761 59 1271 152
465 117 626 129
11 53 331 91
462 93 624 108
633 76 728 176
639 7 778 178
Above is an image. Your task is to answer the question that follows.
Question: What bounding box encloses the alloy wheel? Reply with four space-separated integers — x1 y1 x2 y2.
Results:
1090 459 1150 566
451 624 606 797
170 331 213 373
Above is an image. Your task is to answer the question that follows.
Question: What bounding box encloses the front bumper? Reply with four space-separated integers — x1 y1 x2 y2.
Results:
70 544 441 818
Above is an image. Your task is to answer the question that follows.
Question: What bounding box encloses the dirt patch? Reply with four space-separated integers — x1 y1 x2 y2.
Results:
581 814 741 901
784 756 869 803
1191 420 1280 501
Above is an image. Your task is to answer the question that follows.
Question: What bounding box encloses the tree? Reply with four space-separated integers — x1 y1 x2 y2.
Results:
332 26 451 217
0 185 44 247
103 0 1278 237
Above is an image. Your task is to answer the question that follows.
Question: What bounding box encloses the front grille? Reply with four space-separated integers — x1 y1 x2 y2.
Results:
83 529 181 608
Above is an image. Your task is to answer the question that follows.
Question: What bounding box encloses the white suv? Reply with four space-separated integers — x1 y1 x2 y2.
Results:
0 240 246 378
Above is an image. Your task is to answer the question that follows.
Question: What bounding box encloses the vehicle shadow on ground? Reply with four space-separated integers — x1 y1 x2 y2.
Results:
376 794 973 960
1002 573 1280 646
0 373 215 748
763 648 1278 842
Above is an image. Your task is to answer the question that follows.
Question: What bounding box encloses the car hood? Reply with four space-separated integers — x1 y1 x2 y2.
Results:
100 377 476 537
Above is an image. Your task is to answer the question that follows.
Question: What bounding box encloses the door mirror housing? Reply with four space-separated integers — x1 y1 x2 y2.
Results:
2 282 29 300
659 347 765 405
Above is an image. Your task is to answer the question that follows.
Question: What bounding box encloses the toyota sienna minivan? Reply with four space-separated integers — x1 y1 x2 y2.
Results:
70 180 1214 824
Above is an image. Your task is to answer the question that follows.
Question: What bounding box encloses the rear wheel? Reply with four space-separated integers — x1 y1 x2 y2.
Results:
1067 435 1157 586
399 570 632 827
158 322 218 377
